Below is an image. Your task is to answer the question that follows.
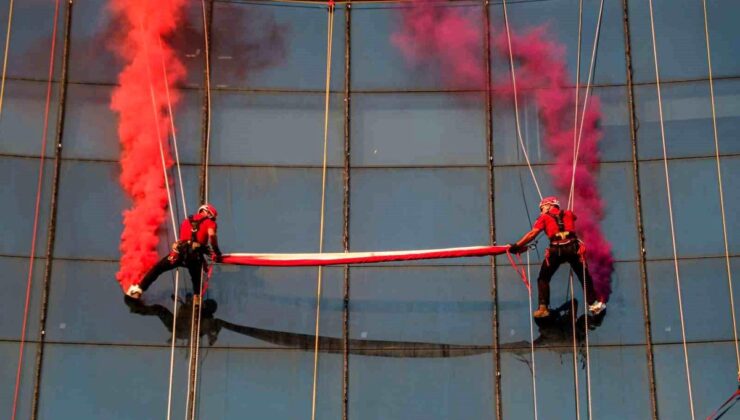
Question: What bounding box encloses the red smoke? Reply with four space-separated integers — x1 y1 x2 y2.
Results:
109 0 186 292
392 2 484 89
393 2 613 300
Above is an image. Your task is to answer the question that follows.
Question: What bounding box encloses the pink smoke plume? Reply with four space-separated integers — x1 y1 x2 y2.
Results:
393 3 613 300
109 0 186 292
392 1 484 89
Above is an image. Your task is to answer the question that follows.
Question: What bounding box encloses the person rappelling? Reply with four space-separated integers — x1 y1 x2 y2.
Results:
508 196 606 318
126 203 223 302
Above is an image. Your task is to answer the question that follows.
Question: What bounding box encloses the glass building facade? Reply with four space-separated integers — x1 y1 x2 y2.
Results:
2 0 739 418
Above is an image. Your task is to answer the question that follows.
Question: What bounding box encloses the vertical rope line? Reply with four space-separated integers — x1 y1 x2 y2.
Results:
140 17 184 420
140 18 178 236
568 271 581 420
11 0 59 417
0 0 14 118
568 0 605 210
526 251 539 420
501 0 542 199
702 0 739 380
158 35 188 218
154 33 188 420
200 0 212 202
647 1 695 417
582 263 593 420
311 5 335 420
568 0 583 210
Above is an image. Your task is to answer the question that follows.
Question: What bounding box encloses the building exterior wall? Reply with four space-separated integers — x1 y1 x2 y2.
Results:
1 0 739 418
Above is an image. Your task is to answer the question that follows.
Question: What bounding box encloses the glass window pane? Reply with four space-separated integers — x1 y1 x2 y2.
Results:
721 156 740 254
349 266 493 346
502 345 652 418
490 0 627 86
38 344 186 418
210 92 344 166
0 257 44 340
0 80 58 157
208 167 344 253
198 349 342 418
653 342 740 419
64 85 203 163
350 168 489 259
493 86 631 165
349 353 494 419
706 0 740 79
497 262 645 347
69 0 206 86
494 163 637 263
6 0 64 80
0 342 36 420
206 266 344 348
648 257 739 344
351 93 486 166
352 5 484 90
633 81 740 160
639 159 726 259
212 3 345 90
627 0 709 83
0 157 52 257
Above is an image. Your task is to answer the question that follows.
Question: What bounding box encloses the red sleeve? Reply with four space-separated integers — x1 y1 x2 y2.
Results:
533 214 546 231
567 210 577 221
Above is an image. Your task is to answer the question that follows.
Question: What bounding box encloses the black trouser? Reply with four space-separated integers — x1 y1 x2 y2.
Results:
537 241 596 306
139 252 205 295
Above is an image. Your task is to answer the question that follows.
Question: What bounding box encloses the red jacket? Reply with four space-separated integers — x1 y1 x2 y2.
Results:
533 207 577 240
178 213 217 245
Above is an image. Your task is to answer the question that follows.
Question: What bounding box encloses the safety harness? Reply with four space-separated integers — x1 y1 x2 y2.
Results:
544 210 585 266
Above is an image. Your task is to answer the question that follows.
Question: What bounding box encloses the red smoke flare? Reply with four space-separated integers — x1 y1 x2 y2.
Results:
393 2 613 300
109 0 186 292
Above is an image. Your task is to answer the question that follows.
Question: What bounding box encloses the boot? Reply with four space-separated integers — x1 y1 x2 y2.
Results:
533 304 550 318
126 284 143 299
588 301 606 316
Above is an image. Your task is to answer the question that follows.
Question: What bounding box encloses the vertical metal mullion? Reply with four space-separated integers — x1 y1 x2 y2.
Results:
199 0 215 202
622 1 658 418
31 0 74 418
341 3 352 420
483 1 502 418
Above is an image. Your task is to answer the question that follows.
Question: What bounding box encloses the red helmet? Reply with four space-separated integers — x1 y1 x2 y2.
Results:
539 196 560 209
198 203 218 219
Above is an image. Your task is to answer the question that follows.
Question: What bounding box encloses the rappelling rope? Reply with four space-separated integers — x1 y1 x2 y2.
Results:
701 0 739 383
155 33 188 420
311 3 335 419
0 0 14 119
647 1 695 418
567 0 605 210
186 1 218 415
140 16 186 420
526 250 539 420
501 0 542 200
201 0 213 203
568 2 584 417
11 1 60 419
566 2 605 418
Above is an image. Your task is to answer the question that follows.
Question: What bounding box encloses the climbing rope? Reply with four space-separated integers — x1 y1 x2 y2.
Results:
201 0 213 203
11 1 60 419
526 250 539 420
140 17 187 420
647 0 695 418
701 0 739 382
567 0 605 210
155 33 189 420
568 2 584 417
501 0 542 200
0 0 14 119
311 3 335 419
